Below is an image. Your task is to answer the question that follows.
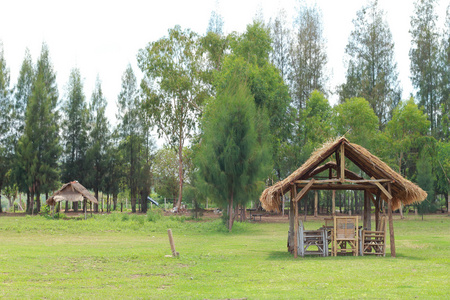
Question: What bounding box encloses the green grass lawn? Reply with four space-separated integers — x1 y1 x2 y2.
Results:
0 213 449 299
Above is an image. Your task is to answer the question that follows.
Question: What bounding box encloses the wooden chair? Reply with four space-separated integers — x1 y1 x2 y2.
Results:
362 216 386 256
297 220 328 257
332 216 359 256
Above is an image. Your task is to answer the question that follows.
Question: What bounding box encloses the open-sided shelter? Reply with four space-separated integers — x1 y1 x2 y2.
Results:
259 137 427 257
46 181 98 208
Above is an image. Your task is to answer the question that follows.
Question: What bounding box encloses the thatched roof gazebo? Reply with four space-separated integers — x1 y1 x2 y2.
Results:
46 181 97 217
259 137 427 257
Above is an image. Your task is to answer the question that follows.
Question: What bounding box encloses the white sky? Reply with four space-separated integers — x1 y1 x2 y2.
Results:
1 0 448 127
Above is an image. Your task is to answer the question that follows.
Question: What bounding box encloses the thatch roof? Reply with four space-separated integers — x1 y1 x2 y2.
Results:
260 137 427 211
46 181 98 206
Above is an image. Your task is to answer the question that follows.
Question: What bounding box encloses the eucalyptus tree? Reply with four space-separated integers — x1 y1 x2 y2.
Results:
410 0 441 136
0 42 12 212
85 76 109 211
339 0 401 129
117 64 142 213
138 26 210 210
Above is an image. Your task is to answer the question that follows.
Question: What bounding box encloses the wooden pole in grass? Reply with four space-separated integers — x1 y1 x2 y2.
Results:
387 183 396 257
167 229 179 257
293 186 298 258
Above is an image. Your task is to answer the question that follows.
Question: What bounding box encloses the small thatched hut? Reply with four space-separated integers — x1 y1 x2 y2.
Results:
259 137 427 257
46 181 98 206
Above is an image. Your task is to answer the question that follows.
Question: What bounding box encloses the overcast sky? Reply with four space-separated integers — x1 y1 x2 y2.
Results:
1 0 448 126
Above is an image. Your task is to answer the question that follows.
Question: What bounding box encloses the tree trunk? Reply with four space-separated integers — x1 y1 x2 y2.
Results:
113 193 118 211
176 136 183 210
94 188 99 213
131 192 136 213
36 192 40 213
228 191 234 232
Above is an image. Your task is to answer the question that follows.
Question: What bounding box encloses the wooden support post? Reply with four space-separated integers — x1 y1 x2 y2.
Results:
289 187 294 253
332 190 336 216
293 187 298 258
375 192 380 231
314 191 318 217
364 190 371 230
167 229 179 257
387 183 396 258
340 143 345 182
84 199 87 220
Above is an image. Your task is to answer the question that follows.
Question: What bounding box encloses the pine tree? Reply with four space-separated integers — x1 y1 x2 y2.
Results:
117 64 141 213
12 49 34 145
16 70 60 214
197 78 271 231
410 0 441 135
339 0 401 129
61 68 89 203
86 76 109 211
0 41 12 213
289 3 328 111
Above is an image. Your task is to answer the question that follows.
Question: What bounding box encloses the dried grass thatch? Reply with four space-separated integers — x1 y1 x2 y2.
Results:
260 137 427 211
46 181 98 206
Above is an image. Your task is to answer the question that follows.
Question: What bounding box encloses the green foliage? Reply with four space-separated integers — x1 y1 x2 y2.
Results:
85 76 110 199
383 97 431 176
0 41 12 209
146 208 163 222
436 141 450 195
152 146 179 200
333 97 379 149
138 25 210 209
290 3 328 110
410 0 441 135
197 78 271 230
339 0 401 128
416 152 437 213
61 68 89 183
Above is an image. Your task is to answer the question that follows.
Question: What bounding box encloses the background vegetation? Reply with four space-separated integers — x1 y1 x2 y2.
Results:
0 0 449 221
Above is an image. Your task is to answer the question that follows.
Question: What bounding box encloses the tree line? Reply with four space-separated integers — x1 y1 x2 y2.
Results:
0 0 449 229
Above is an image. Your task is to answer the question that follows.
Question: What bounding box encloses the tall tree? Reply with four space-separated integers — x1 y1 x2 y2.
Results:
117 64 141 213
61 68 89 185
197 78 271 231
15 70 60 214
207 3 224 35
339 0 401 129
0 41 12 213
86 76 109 211
12 49 34 146
223 21 292 179
289 3 328 111
269 8 291 82
410 0 441 135
138 26 210 210
439 5 450 141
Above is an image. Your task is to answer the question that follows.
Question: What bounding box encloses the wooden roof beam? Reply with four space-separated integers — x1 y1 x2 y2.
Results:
293 179 315 203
